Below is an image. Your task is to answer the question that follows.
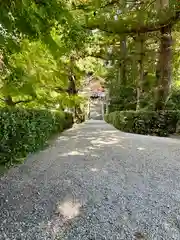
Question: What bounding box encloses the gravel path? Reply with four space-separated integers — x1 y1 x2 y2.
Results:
1 120 180 240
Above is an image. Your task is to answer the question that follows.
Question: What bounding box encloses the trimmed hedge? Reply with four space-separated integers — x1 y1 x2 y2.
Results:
0 108 73 165
105 110 180 137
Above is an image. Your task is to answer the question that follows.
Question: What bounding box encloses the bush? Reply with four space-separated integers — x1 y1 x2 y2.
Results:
109 86 137 113
0 108 73 165
105 110 180 137
166 89 180 110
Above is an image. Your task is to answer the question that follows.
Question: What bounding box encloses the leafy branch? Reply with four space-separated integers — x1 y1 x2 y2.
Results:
85 9 180 35
0 96 35 106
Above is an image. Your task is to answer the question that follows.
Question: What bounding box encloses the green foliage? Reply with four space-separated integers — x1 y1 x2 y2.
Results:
0 0 179 165
105 110 180 137
109 86 137 112
0 108 73 165
0 0 89 108
0 0 88 167
166 89 180 110
80 0 179 112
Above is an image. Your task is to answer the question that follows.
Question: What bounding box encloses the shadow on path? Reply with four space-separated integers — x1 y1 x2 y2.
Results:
1 120 180 239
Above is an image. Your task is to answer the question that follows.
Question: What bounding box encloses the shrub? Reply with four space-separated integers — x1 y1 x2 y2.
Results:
0 108 73 165
166 89 180 110
105 110 180 137
109 86 137 113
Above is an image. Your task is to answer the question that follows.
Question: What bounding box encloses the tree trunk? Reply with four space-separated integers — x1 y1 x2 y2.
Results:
5 95 16 106
68 56 78 95
136 36 145 110
119 0 127 85
120 36 127 85
155 25 172 110
155 0 172 110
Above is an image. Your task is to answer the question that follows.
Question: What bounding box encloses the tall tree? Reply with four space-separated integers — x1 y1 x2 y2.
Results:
155 0 172 110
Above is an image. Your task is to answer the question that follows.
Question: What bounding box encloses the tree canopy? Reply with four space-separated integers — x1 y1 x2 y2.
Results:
0 0 179 112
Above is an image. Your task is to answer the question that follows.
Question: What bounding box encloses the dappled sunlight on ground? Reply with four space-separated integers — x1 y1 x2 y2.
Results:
91 137 120 146
90 167 99 172
137 147 146 151
55 122 127 159
57 136 69 142
68 136 125 155
3 120 180 239
43 198 83 239
58 149 99 158
59 151 85 157
89 167 109 174
56 200 81 220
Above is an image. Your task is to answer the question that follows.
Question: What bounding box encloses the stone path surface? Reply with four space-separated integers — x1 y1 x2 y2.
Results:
1 120 180 240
